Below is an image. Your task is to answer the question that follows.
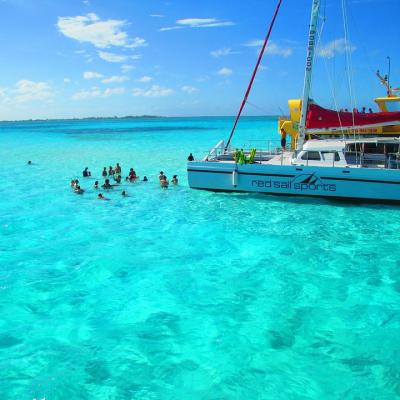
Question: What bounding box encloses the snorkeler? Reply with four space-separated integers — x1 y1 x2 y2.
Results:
172 175 178 185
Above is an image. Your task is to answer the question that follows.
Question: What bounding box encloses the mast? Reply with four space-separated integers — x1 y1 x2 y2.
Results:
296 0 321 151
224 0 283 151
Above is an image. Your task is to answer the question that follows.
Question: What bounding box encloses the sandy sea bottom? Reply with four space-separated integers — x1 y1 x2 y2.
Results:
0 117 400 399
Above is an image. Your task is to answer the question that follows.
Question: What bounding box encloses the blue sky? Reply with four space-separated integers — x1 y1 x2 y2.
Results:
0 0 399 120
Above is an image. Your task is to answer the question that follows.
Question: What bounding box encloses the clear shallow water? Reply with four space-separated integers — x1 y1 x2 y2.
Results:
0 117 400 399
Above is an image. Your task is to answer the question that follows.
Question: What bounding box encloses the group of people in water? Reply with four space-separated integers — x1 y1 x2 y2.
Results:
70 162 179 200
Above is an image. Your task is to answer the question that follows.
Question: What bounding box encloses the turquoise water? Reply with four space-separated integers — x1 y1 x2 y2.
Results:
1 117 400 399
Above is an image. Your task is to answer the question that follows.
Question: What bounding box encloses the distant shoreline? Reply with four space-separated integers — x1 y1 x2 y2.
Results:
0 115 279 123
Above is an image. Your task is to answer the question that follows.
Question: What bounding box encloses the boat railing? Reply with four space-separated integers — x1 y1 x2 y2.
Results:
242 139 285 153
203 140 225 161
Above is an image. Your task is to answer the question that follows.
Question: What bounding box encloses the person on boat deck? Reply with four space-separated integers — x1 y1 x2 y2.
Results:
344 108 349 112
172 175 178 185
353 108 359 113
187 153 194 161
102 179 113 189
74 185 84 194
143 176 148 182
362 107 366 113
280 128 287 150
115 163 121 174
102 167 107 177
108 166 114 176
94 181 99 189
160 175 169 188
159 171 165 181
369 108 373 113
82 167 91 177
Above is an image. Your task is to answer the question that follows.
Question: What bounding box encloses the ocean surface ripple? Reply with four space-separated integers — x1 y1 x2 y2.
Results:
1 117 400 399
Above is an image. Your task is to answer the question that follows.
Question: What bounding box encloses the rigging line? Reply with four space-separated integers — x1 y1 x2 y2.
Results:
246 100 271 115
341 0 358 155
318 33 346 138
224 0 283 151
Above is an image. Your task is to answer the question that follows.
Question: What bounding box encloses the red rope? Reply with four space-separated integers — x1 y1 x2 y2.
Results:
225 0 283 150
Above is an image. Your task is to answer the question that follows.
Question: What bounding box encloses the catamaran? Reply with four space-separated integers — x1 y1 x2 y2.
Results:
187 0 400 202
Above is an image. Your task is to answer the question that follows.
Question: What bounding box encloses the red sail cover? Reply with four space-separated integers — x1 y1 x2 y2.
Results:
306 103 400 130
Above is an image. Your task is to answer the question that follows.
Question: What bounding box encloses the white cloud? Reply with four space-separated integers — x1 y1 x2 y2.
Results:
63 78 72 83
74 49 86 54
14 80 52 103
244 39 292 57
57 13 147 49
98 51 141 63
83 71 104 79
317 38 356 59
181 85 198 94
137 76 153 83
102 75 130 83
132 85 174 97
177 18 234 28
72 86 125 100
160 18 234 31
150 14 165 18
121 64 134 73
210 48 239 58
217 67 233 77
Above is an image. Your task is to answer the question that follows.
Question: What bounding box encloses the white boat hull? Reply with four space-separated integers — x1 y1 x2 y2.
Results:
187 161 400 202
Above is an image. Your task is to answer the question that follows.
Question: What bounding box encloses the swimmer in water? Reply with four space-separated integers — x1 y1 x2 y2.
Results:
82 167 91 177
70 180 76 188
98 193 109 200
115 163 121 174
74 185 84 194
114 175 122 184
160 176 169 188
102 167 107 177
143 176 148 182
108 166 114 176
102 179 113 189
27 161 32 165
94 181 99 189
172 175 178 185
122 190 128 197
159 171 165 181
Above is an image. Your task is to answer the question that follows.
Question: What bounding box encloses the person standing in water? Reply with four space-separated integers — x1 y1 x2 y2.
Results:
172 175 178 185
187 153 194 161
102 167 107 177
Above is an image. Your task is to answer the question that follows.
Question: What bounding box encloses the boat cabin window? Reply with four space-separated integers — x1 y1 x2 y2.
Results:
301 151 321 161
364 143 385 154
321 151 341 161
